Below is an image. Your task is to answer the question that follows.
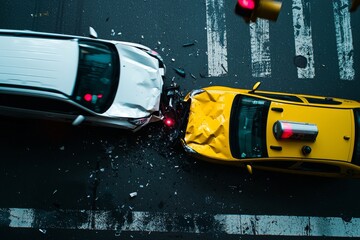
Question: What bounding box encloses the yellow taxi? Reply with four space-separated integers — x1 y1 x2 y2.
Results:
180 82 360 178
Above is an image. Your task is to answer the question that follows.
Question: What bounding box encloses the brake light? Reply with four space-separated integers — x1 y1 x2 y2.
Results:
164 117 175 128
84 93 92 102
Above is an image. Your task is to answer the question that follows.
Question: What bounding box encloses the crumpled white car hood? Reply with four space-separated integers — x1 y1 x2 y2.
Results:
104 43 163 118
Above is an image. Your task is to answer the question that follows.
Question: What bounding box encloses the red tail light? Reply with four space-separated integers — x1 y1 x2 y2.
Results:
164 118 175 127
238 0 256 9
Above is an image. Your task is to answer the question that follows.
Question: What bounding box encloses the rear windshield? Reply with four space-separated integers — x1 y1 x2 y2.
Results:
72 41 120 113
352 108 360 165
229 95 270 159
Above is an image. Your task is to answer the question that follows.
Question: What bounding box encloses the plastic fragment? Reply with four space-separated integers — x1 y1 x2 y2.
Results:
173 68 186 78
182 40 197 47
129 192 137 198
39 229 46 234
200 73 209 78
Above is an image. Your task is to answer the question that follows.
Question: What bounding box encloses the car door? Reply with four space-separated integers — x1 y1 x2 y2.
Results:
250 160 343 177
0 92 92 123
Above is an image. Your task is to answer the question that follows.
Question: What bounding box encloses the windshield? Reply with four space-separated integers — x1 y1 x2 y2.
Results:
229 95 270 159
352 108 360 165
72 41 120 113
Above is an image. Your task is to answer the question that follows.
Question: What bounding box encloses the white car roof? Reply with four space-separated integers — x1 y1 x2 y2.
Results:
0 35 79 95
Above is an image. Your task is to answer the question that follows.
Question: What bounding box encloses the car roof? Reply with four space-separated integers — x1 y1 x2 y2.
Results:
0 33 79 96
266 101 354 162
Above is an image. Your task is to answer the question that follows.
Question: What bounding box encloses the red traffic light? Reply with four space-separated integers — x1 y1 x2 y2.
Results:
235 0 282 22
238 0 256 10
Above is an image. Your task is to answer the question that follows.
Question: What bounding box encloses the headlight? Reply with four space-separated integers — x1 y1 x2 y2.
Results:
128 117 150 126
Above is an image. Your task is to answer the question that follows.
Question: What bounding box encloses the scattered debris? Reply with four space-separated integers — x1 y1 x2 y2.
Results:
30 11 49 18
39 229 46 234
173 67 186 78
182 40 197 47
200 73 210 78
190 73 197 79
221 64 228 73
129 192 137 198
59 146 65 151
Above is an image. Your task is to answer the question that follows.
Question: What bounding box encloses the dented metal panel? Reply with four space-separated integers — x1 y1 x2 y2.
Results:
184 90 234 160
104 44 163 118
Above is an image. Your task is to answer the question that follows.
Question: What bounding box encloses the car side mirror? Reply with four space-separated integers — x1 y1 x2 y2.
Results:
249 82 261 93
89 26 98 38
72 115 85 126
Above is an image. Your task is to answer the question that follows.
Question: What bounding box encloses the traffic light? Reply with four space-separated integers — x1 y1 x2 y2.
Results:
235 0 282 22
350 0 360 12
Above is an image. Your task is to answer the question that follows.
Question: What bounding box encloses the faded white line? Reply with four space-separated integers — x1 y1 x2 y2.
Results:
8 208 34 228
333 0 355 80
2 208 360 237
292 0 315 79
206 0 228 77
250 19 271 78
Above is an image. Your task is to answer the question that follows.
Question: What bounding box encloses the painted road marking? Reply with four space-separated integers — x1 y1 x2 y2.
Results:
333 0 355 80
292 0 315 79
250 19 272 78
205 0 228 77
2 208 360 237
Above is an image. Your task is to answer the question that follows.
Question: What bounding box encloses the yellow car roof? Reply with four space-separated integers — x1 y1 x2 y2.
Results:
267 102 354 162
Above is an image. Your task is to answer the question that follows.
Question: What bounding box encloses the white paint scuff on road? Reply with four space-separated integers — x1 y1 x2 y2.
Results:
292 0 315 79
2 208 360 237
206 0 228 77
333 0 355 80
250 19 271 78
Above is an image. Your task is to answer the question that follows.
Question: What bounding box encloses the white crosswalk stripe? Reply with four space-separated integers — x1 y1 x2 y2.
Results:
250 19 272 78
292 0 315 79
206 0 228 77
333 0 355 80
2 208 360 237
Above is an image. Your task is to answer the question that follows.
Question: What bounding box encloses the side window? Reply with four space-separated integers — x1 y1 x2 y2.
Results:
255 92 303 103
0 93 90 115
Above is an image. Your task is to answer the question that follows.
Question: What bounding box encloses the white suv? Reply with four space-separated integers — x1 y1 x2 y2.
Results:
0 28 166 131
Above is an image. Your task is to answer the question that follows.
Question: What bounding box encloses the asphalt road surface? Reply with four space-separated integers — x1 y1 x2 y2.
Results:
0 0 360 239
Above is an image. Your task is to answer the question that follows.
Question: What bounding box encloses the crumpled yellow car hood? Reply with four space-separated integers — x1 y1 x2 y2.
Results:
184 90 235 160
